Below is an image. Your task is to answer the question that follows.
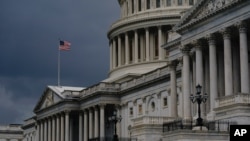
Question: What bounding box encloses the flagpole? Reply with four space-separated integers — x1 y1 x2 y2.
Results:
58 43 61 87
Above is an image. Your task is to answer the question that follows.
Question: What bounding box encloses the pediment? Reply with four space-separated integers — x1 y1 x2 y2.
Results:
34 87 64 112
175 0 243 32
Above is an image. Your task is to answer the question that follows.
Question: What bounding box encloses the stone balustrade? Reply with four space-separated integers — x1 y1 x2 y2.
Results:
215 93 250 108
132 116 176 126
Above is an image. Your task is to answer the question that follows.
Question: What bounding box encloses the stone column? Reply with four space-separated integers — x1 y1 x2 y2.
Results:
125 32 129 65
100 104 105 139
110 42 113 70
145 28 150 61
169 60 178 118
208 34 218 115
44 119 47 141
79 112 83 141
84 110 88 141
48 118 51 141
89 108 93 139
118 35 122 66
40 121 43 141
181 46 192 120
134 30 139 63
222 28 233 96
36 122 40 141
238 21 249 94
195 41 205 117
158 26 164 60
94 107 99 138
52 116 55 141
65 111 70 141
112 39 117 68
61 113 65 141
56 115 60 141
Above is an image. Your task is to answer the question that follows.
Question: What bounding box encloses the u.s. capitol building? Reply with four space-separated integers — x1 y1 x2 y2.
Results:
19 0 250 141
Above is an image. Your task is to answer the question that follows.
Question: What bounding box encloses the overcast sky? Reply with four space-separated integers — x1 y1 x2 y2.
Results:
0 0 120 125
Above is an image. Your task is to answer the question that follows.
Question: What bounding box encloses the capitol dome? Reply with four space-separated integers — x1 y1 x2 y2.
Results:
105 0 194 82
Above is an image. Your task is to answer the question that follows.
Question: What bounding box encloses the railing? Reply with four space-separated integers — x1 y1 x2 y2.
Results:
120 66 169 90
89 137 137 141
163 120 236 132
80 82 120 98
132 116 176 126
215 93 250 108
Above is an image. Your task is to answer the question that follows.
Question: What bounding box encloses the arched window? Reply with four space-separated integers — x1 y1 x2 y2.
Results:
156 0 161 8
147 0 151 9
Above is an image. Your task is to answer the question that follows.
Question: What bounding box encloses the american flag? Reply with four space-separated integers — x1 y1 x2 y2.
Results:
59 40 71 51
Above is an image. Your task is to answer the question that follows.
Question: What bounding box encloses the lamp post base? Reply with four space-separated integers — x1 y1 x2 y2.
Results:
113 134 119 141
196 117 203 126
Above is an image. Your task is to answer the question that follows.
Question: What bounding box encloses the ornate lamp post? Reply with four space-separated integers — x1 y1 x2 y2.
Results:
108 109 122 141
190 84 208 126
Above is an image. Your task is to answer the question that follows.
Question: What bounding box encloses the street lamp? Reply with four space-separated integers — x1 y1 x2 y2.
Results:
190 84 208 126
108 109 122 141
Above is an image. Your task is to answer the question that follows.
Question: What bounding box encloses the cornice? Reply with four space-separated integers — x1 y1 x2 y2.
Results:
108 16 180 38
174 0 245 33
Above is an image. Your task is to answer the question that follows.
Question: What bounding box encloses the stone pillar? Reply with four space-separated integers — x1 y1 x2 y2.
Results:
94 107 99 138
84 110 88 141
145 28 150 61
61 113 65 141
169 60 178 118
52 116 55 141
195 41 205 118
125 32 129 65
100 104 105 139
134 30 139 63
222 28 233 96
112 39 117 68
44 119 47 141
239 21 249 94
118 35 122 66
56 115 60 141
65 111 70 141
110 42 113 70
79 112 83 141
48 118 51 141
89 108 93 139
40 121 43 141
158 26 164 60
208 34 218 116
181 46 192 120
36 122 40 141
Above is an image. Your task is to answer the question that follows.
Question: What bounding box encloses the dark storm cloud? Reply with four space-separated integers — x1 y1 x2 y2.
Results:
0 0 120 124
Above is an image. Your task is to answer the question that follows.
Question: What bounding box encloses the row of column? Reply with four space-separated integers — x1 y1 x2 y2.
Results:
110 26 166 70
180 21 249 120
36 111 69 141
121 0 196 18
80 105 106 141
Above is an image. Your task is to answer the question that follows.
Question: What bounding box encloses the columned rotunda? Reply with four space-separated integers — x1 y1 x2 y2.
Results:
21 0 250 141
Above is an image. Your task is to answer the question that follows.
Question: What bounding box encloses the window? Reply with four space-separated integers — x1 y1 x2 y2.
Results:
166 0 171 6
178 0 182 6
154 33 159 58
138 0 142 11
189 0 194 5
138 104 143 115
163 97 168 107
129 107 134 116
151 102 155 111
156 0 161 8
147 0 151 9
132 0 134 13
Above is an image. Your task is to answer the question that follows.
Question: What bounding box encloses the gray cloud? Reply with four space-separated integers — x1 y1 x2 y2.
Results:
0 0 120 124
